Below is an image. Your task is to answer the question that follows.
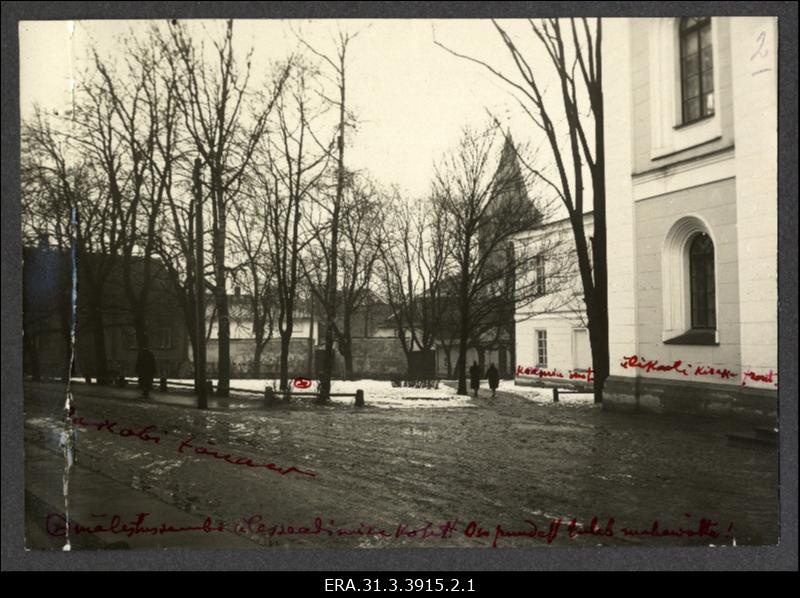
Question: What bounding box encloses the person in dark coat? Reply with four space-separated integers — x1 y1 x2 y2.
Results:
135 338 156 399
486 363 500 399
468 361 482 398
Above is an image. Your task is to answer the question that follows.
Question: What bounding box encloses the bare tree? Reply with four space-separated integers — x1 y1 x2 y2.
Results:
378 192 450 373
251 58 331 391
296 28 360 402
22 106 122 382
431 125 543 395
21 118 74 381
436 18 608 402
328 175 386 379
169 19 288 396
229 187 278 378
89 28 181 351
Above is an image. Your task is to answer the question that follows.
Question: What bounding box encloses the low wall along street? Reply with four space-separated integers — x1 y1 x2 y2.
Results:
205 337 408 379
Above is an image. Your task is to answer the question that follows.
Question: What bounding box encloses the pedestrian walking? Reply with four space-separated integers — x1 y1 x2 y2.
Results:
469 360 482 398
135 338 156 399
486 362 500 399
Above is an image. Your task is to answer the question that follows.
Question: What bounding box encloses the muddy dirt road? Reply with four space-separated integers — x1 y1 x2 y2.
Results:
24 381 778 549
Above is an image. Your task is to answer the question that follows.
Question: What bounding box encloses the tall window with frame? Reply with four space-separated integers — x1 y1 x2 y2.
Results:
123 327 138 350
156 326 173 350
689 233 716 329
533 254 546 296
680 17 714 125
536 330 548 368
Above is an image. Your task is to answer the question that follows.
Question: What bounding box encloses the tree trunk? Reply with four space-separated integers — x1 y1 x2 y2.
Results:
133 307 147 350
456 253 470 395
510 326 516 378
90 303 109 383
404 350 414 377
253 341 264 378
279 328 291 391
124 251 151 352
498 345 507 377
213 183 231 397
444 346 453 378
453 352 463 386
589 309 609 403
342 342 354 380
320 323 335 402
338 310 355 380
307 301 315 377
591 36 608 404
456 324 469 395
319 54 348 404
215 290 231 397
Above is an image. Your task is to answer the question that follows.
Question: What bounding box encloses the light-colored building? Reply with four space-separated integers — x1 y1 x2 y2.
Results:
602 17 778 421
514 213 594 388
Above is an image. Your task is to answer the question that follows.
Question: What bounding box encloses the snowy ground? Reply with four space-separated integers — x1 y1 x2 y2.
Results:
106 376 595 408
167 378 474 409
496 380 596 406
217 378 594 408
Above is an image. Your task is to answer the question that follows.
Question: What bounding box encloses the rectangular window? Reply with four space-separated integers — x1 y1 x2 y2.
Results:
533 254 546 296
680 17 714 124
123 327 137 350
156 326 173 350
536 330 548 368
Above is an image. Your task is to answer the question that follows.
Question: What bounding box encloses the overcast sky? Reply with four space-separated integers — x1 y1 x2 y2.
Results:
20 19 574 200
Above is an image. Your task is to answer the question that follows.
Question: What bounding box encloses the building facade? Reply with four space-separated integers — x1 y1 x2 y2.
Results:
602 17 778 421
22 244 191 380
514 213 594 389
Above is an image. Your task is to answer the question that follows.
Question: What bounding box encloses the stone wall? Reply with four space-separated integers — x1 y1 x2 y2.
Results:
604 375 777 425
341 338 408 379
206 338 312 378
206 336 409 379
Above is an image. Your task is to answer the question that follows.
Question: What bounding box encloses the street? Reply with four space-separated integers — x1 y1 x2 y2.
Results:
24 381 779 549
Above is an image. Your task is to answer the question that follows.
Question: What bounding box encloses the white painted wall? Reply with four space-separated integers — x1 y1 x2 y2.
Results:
730 17 779 390
517 314 591 378
603 18 639 380
603 17 778 392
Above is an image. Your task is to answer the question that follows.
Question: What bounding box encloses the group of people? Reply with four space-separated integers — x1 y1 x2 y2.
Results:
468 361 501 399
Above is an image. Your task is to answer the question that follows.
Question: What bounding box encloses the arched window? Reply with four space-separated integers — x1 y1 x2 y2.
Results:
689 233 716 329
662 216 719 345
679 17 714 124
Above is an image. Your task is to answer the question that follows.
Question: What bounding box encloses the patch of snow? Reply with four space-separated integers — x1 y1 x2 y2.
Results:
498 380 595 406
169 378 474 410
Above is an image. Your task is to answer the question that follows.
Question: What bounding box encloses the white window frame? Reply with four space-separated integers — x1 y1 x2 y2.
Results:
535 329 548 368
661 215 720 343
533 254 546 296
648 17 723 160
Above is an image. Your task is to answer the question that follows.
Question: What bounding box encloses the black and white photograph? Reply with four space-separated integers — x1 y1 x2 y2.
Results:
14 11 787 555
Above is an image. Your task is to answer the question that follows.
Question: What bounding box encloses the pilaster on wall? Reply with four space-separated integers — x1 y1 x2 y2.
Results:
603 19 638 379
730 18 778 390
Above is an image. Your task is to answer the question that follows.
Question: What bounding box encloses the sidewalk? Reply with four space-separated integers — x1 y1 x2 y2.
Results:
25 443 257 550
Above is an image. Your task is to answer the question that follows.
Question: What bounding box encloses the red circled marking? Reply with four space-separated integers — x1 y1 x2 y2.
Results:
293 377 312 389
